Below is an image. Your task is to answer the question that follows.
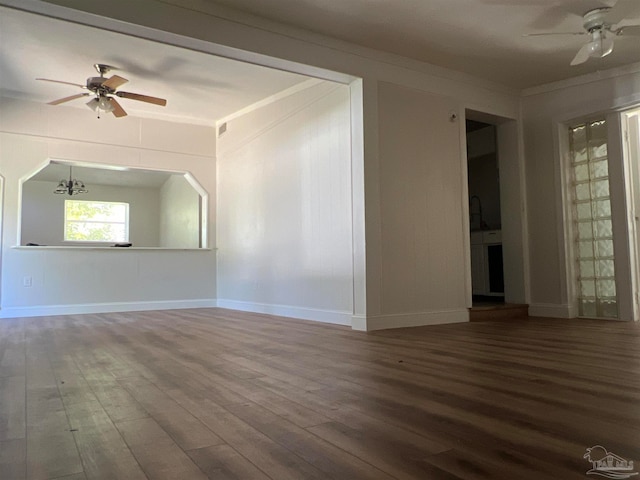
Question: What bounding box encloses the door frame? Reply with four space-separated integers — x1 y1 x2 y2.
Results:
463 109 530 307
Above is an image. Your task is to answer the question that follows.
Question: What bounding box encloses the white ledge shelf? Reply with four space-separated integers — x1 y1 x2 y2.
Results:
13 246 214 251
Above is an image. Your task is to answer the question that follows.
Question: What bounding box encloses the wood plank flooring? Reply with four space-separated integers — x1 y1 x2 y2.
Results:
1 308 639 479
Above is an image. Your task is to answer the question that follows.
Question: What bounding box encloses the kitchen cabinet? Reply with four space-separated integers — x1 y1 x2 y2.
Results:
470 229 504 296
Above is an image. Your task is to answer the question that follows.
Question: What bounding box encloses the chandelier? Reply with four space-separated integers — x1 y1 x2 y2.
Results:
54 166 88 196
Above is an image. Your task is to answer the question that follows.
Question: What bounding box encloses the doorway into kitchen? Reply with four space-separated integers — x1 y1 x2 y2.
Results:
467 119 504 307
465 110 529 321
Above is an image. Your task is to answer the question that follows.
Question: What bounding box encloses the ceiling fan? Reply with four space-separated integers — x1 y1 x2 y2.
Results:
36 63 167 118
526 0 640 66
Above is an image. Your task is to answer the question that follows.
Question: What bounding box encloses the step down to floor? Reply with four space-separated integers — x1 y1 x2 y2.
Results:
469 303 528 322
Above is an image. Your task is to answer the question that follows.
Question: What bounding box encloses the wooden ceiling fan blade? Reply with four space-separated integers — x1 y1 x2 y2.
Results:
116 91 167 106
109 97 128 118
48 93 90 105
36 78 85 89
101 74 128 90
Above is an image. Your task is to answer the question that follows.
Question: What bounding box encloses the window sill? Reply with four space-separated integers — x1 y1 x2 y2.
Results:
13 246 214 251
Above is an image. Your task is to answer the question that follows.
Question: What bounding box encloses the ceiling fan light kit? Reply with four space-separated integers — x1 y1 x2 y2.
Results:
36 63 167 118
86 96 115 118
570 28 615 66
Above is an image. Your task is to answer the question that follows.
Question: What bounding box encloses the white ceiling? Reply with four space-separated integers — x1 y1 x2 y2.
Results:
0 6 309 125
201 0 640 89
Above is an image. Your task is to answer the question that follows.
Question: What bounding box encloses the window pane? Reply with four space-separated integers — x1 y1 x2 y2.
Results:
596 239 614 258
579 260 595 278
589 120 607 141
578 241 593 258
66 201 126 222
594 219 612 238
575 183 591 201
579 298 597 317
596 260 615 278
600 299 618 318
571 125 586 143
597 279 616 297
573 163 589 182
576 202 592 220
577 222 593 240
593 200 611 218
589 141 607 159
592 179 610 198
590 159 609 179
65 200 129 242
580 280 596 297
66 222 126 242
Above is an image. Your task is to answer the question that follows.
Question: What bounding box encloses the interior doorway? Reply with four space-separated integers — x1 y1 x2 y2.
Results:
465 110 528 312
466 119 504 305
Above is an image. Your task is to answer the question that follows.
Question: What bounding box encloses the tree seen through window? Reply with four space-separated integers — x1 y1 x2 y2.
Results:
64 200 129 242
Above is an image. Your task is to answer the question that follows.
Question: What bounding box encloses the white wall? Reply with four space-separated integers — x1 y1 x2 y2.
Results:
159 175 201 248
21 180 161 247
372 82 468 329
216 81 353 324
522 68 640 319
0 96 217 317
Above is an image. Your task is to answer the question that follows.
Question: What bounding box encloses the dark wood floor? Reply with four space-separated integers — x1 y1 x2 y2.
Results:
1 309 639 479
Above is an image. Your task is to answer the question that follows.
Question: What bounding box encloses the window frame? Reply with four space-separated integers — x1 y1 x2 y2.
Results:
63 199 130 243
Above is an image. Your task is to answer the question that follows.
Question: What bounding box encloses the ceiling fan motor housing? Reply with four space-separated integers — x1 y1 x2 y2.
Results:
86 77 115 95
583 7 611 32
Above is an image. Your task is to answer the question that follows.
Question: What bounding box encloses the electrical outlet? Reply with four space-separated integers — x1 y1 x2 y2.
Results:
23 276 32 287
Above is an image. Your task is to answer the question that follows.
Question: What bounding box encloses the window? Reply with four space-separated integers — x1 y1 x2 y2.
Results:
64 200 129 242
568 119 617 318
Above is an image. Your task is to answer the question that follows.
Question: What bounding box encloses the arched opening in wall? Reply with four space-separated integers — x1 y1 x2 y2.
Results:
19 160 207 249
465 110 528 317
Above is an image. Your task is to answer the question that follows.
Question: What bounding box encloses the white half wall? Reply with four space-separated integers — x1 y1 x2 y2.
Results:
216 81 353 325
0 96 217 317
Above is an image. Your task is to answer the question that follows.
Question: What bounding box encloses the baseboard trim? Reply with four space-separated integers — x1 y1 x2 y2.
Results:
0 299 218 319
351 314 368 331
365 309 469 331
216 299 352 326
528 303 574 318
